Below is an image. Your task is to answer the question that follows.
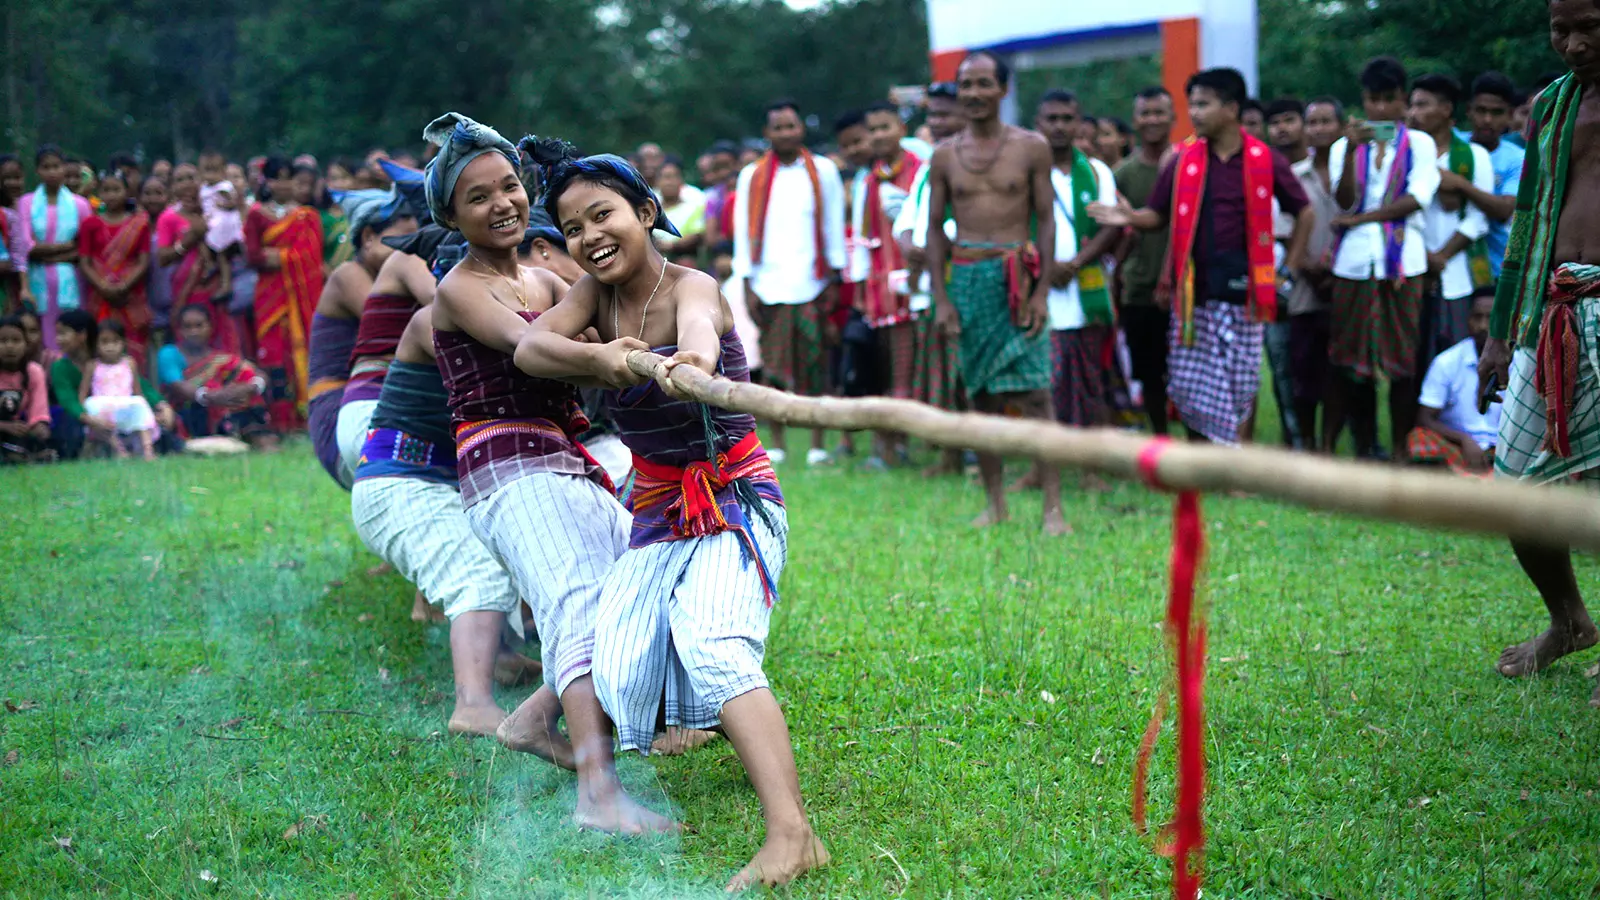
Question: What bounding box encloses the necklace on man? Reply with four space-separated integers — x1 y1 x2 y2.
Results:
956 127 1010 175
612 261 668 341
469 250 528 311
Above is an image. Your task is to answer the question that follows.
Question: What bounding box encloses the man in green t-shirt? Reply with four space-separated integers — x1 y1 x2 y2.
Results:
1113 86 1176 434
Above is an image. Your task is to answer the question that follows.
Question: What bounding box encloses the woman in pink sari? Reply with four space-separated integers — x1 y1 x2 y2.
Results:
156 164 233 353
78 172 153 367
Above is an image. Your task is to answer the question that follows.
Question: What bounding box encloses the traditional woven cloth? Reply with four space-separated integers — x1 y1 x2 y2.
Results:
879 320 917 400
757 299 830 395
1494 294 1600 484
1050 326 1110 427
307 312 359 487
1329 276 1426 381
913 309 965 411
1167 300 1264 446
946 251 1050 396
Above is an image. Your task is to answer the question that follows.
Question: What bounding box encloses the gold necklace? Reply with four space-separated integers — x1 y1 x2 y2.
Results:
611 262 668 342
468 250 528 311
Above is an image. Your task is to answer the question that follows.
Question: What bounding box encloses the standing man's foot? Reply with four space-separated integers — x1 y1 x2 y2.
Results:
1081 473 1111 493
805 448 832 467
1589 676 1600 709
1042 508 1073 537
448 703 507 737
496 686 576 770
726 828 829 891
970 506 1008 529
767 448 788 465
573 785 679 834
921 460 958 478
367 561 395 577
861 456 890 473
1497 621 1599 677
651 727 721 756
493 651 542 687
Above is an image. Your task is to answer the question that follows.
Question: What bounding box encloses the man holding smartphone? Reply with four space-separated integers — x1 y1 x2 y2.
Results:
1324 56 1441 461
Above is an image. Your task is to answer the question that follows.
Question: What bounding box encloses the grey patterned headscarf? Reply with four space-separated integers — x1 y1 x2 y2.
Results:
421 112 519 226
334 187 409 243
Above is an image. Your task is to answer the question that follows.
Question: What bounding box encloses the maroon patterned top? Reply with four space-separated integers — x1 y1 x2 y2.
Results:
345 292 418 404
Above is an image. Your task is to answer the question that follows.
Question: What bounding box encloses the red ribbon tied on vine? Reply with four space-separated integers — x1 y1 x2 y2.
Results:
1131 437 1208 900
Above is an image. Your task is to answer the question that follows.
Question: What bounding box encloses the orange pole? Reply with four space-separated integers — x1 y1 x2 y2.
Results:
1161 17 1201 140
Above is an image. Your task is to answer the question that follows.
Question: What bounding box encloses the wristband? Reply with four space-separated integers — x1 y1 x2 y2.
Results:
195 387 210 406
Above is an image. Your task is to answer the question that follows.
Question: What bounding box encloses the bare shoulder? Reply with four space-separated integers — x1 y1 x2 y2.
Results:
524 266 570 312
1011 127 1053 161
431 265 473 329
668 264 719 296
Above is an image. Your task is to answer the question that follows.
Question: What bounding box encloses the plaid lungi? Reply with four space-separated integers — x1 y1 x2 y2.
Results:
1050 326 1110 427
757 299 830 396
1330 276 1426 381
1495 298 1600 485
1167 300 1264 446
1406 426 1494 477
947 256 1051 396
878 320 917 400
914 311 965 411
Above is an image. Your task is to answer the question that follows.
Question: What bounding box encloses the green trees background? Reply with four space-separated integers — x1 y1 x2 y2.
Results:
0 0 1567 164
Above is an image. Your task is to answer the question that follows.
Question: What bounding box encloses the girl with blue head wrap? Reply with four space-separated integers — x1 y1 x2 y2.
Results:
422 115 675 837
513 140 826 892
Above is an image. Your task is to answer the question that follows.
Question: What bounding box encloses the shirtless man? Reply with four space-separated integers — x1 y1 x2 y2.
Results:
1477 0 1600 708
926 51 1064 535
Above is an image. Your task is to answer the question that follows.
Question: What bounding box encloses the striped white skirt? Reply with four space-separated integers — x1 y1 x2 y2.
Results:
465 473 631 698
336 399 380 476
593 501 789 754
350 476 522 632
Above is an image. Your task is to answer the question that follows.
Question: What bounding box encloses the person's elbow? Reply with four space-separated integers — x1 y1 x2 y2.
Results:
511 333 548 378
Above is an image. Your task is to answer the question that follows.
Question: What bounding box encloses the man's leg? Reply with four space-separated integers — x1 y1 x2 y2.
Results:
1498 541 1599 677
1026 388 1069 535
972 393 1008 527
721 689 830 890
563 675 679 834
1389 376 1418 462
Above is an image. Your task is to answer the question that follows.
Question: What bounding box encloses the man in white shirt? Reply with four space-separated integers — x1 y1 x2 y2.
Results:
1407 291 1498 473
1408 73 1495 372
892 81 967 476
733 100 848 465
1035 90 1120 431
1326 56 1441 460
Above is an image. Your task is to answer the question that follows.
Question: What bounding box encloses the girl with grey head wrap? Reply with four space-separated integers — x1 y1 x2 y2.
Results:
335 186 412 247
421 112 520 226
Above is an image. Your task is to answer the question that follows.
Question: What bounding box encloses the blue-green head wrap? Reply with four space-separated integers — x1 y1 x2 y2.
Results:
421 112 519 226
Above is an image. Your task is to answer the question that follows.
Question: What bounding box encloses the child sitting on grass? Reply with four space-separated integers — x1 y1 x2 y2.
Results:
0 315 52 462
79 320 158 460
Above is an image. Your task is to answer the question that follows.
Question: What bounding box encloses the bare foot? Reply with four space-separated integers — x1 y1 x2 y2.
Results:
367 561 395 577
726 828 829 892
651 727 721 756
1497 623 1599 677
573 786 679 835
1081 473 1111 493
1042 508 1073 537
970 507 1008 529
493 651 542 687
411 590 445 623
448 702 506 737
1590 677 1600 709
1006 469 1040 493
921 460 957 478
496 686 576 771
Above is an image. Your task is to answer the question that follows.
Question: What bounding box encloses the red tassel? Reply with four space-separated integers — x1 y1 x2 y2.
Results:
1134 439 1209 900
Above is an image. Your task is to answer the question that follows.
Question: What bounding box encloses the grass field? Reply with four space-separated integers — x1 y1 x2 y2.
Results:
3 438 1599 899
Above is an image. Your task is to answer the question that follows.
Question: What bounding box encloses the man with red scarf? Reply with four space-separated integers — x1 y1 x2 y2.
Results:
1092 68 1312 446
733 99 848 466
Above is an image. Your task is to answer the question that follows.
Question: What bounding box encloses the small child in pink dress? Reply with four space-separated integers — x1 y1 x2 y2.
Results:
80 320 158 459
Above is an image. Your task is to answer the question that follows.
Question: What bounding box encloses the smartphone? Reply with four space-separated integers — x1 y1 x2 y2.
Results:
1370 120 1398 143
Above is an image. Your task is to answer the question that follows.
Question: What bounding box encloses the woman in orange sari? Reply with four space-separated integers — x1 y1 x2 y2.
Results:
246 156 324 431
77 171 153 367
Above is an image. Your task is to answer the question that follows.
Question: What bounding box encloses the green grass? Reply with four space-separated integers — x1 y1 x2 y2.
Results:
3 439 1599 898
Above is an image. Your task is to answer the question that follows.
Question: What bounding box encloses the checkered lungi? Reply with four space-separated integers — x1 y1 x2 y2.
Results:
878 320 917 400
913 311 965 411
947 256 1051 396
1050 326 1110 427
465 473 632 697
1330 276 1426 381
351 476 522 630
1405 426 1493 477
1495 298 1600 485
757 299 830 396
1167 300 1264 446
592 502 788 754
